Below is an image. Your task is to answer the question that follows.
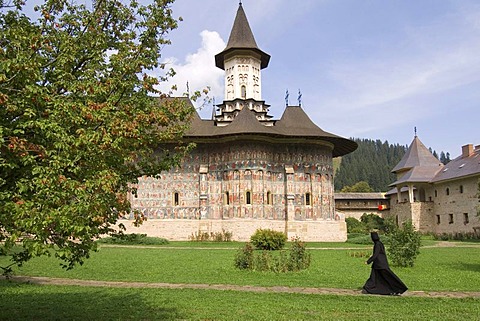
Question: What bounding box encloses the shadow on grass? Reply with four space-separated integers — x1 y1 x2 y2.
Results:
444 262 480 273
0 280 182 321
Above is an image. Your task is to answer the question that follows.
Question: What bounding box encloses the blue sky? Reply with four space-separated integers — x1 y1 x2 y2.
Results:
157 0 480 157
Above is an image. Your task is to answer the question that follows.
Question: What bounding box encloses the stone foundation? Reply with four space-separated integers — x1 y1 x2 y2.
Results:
119 219 347 242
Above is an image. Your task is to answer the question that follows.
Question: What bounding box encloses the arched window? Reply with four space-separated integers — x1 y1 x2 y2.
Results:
305 192 311 206
241 85 246 99
246 191 251 205
446 188 450 196
224 191 230 205
174 192 179 206
266 191 272 205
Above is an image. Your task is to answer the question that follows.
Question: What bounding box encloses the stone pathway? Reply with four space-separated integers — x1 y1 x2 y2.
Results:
4 275 480 299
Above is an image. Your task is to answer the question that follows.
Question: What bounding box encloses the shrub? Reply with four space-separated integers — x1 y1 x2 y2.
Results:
97 233 169 245
234 242 254 269
250 229 287 250
388 221 421 267
345 217 365 233
189 230 233 242
346 214 386 234
360 213 385 232
287 237 311 271
234 238 311 272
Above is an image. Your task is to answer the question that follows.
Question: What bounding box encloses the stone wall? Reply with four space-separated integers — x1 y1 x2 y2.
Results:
119 218 347 242
431 176 480 234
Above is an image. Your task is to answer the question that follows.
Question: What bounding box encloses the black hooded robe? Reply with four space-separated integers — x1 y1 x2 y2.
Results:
363 232 408 295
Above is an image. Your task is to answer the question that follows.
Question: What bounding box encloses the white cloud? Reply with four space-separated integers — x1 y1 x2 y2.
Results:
156 30 225 114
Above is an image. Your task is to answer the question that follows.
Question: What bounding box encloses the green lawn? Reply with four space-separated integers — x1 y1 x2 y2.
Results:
1 242 479 320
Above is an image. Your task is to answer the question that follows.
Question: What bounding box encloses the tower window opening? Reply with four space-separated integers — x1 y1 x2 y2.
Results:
266 191 272 205
305 192 311 206
246 191 251 205
174 192 179 206
241 85 246 99
464 213 469 224
225 191 230 205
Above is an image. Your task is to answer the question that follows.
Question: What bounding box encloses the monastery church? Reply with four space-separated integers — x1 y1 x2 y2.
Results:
124 3 358 241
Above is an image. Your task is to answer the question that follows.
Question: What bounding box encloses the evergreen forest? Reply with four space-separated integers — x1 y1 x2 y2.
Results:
334 138 450 192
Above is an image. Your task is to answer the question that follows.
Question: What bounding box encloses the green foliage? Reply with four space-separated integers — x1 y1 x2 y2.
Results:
347 250 370 258
345 217 365 233
96 233 169 246
334 138 407 192
233 242 254 270
250 229 287 251
360 213 385 231
340 181 373 192
431 232 480 241
188 230 233 242
388 221 421 267
234 238 311 272
0 0 198 271
345 213 385 234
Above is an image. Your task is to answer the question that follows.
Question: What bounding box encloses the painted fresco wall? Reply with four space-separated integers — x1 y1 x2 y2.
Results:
128 141 336 222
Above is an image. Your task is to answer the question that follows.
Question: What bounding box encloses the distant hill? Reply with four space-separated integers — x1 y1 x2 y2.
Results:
334 138 451 192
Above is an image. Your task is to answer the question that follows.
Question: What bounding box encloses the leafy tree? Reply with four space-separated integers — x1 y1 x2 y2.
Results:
0 0 196 273
340 181 373 193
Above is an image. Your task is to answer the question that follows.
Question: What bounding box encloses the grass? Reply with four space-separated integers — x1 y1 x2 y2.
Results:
1 282 479 320
1 241 480 320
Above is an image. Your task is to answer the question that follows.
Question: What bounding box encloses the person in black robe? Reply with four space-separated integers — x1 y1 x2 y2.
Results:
362 231 408 295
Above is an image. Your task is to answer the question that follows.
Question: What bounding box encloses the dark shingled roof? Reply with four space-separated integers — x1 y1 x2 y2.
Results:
392 136 443 173
215 4 270 70
430 146 480 183
390 136 444 186
184 105 357 158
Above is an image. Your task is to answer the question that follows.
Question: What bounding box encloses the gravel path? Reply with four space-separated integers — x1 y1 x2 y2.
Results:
4 275 480 299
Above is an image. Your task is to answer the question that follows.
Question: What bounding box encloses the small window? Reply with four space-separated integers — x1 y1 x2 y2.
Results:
435 190 438 197
174 192 179 206
446 188 450 196
305 192 311 206
246 191 251 205
241 85 246 99
448 214 454 224
436 215 441 224
266 191 272 205
464 213 469 225
225 191 230 205
459 185 464 194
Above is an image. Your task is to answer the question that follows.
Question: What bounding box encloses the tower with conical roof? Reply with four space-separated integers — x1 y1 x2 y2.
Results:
213 3 273 126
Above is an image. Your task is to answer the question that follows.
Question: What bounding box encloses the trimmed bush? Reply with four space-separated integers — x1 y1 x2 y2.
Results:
388 221 421 267
189 230 233 242
250 229 287 251
97 233 169 245
234 238 311 272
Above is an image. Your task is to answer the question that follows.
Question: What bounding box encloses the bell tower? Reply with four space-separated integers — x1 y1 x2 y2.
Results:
214 3 273 126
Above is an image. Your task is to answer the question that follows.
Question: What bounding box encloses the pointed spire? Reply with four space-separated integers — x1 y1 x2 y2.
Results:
215 3 270 70
392 136 443 173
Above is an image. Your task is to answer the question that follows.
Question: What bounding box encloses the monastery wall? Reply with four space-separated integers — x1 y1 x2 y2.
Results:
431 176 480 234
119 218 347 242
